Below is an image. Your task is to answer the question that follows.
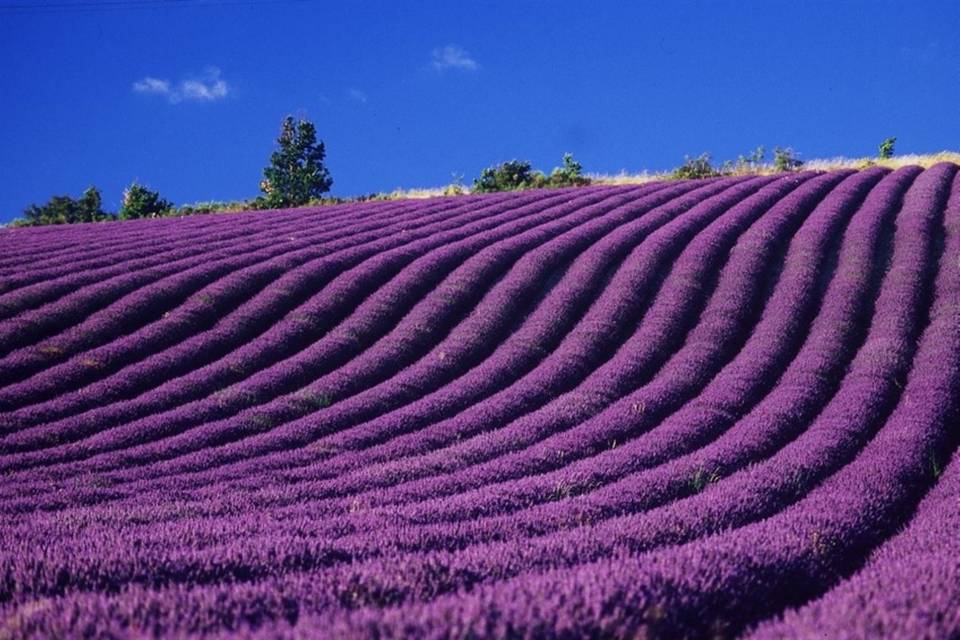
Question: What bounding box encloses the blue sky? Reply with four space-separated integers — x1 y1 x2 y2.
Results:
1 0 958 222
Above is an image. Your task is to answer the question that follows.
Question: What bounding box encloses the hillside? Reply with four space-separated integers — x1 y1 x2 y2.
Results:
0 165 958 638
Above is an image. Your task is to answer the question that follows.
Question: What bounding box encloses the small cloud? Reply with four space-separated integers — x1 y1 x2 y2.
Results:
431 45 478 72
133 67 230 104
132 77 171 95
348 88 368 104
176 67 228 102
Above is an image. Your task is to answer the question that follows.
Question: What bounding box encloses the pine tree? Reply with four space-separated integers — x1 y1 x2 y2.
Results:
258 116 333 208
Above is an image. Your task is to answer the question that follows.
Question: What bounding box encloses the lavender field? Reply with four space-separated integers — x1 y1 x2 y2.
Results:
0 165 958 638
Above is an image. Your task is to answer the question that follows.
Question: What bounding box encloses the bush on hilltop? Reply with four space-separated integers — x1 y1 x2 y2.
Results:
119 182 174 220
473 153 591 193
15 186 112 226
879 137 896 159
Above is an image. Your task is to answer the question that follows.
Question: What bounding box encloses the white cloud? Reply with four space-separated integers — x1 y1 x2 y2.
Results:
431 45 478 72
132 67 229 104
176 68 229 102
348 88 368 104
132 77 171 95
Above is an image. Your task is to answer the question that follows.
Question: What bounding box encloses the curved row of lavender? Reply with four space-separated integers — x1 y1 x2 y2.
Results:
1 165 958 639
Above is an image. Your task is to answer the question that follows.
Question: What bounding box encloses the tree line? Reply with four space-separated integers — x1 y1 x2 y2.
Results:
9 118 900 227
11 116 331 227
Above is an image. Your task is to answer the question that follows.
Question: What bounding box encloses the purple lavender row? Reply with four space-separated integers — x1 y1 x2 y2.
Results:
292 165 901 534
0 203 402 311
0 192 480 370
0 164 872 556
0 166 920 620
0 184 686 488
0 216 333 360
0 167 886 597
0 197 376 286
0 190 600 423
0 211 351 325
0 181 733 593
93 167 873 537
312 170 850 522
299 163 958 639
0 193 527 430
0 187 574 459
78 163 943 640
117 178 741 494
0 180 723 509
0 202 461 398
2 169 954 638
20 177 759 496
0 176 760 510
0 174 768 520
0 189 526 420
0 189 567 463
0 186 633 476
0 210 264 272
282 169 875 534
163 165 902 545
374 165 907 537
99 165 899 548
93 181 719 473
744 170 960 640
0 210 271 296
7 234 952 640
0 199 447 365
0 170 873 607
0 201 274 260
0 199 419 319
0 197 396 272
748 456 960 639
236 163 922 596
157 173 813 515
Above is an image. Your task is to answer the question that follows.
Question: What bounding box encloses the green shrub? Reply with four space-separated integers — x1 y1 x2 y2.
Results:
547 153 591 187
473 154 591 193
473 159 544 193
879 137 896 159
773 147 804 172
443 173 467 196
119 182 173 220
723 146 766 174
18 186 113 226
176 200 256 216
671 153 721 180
